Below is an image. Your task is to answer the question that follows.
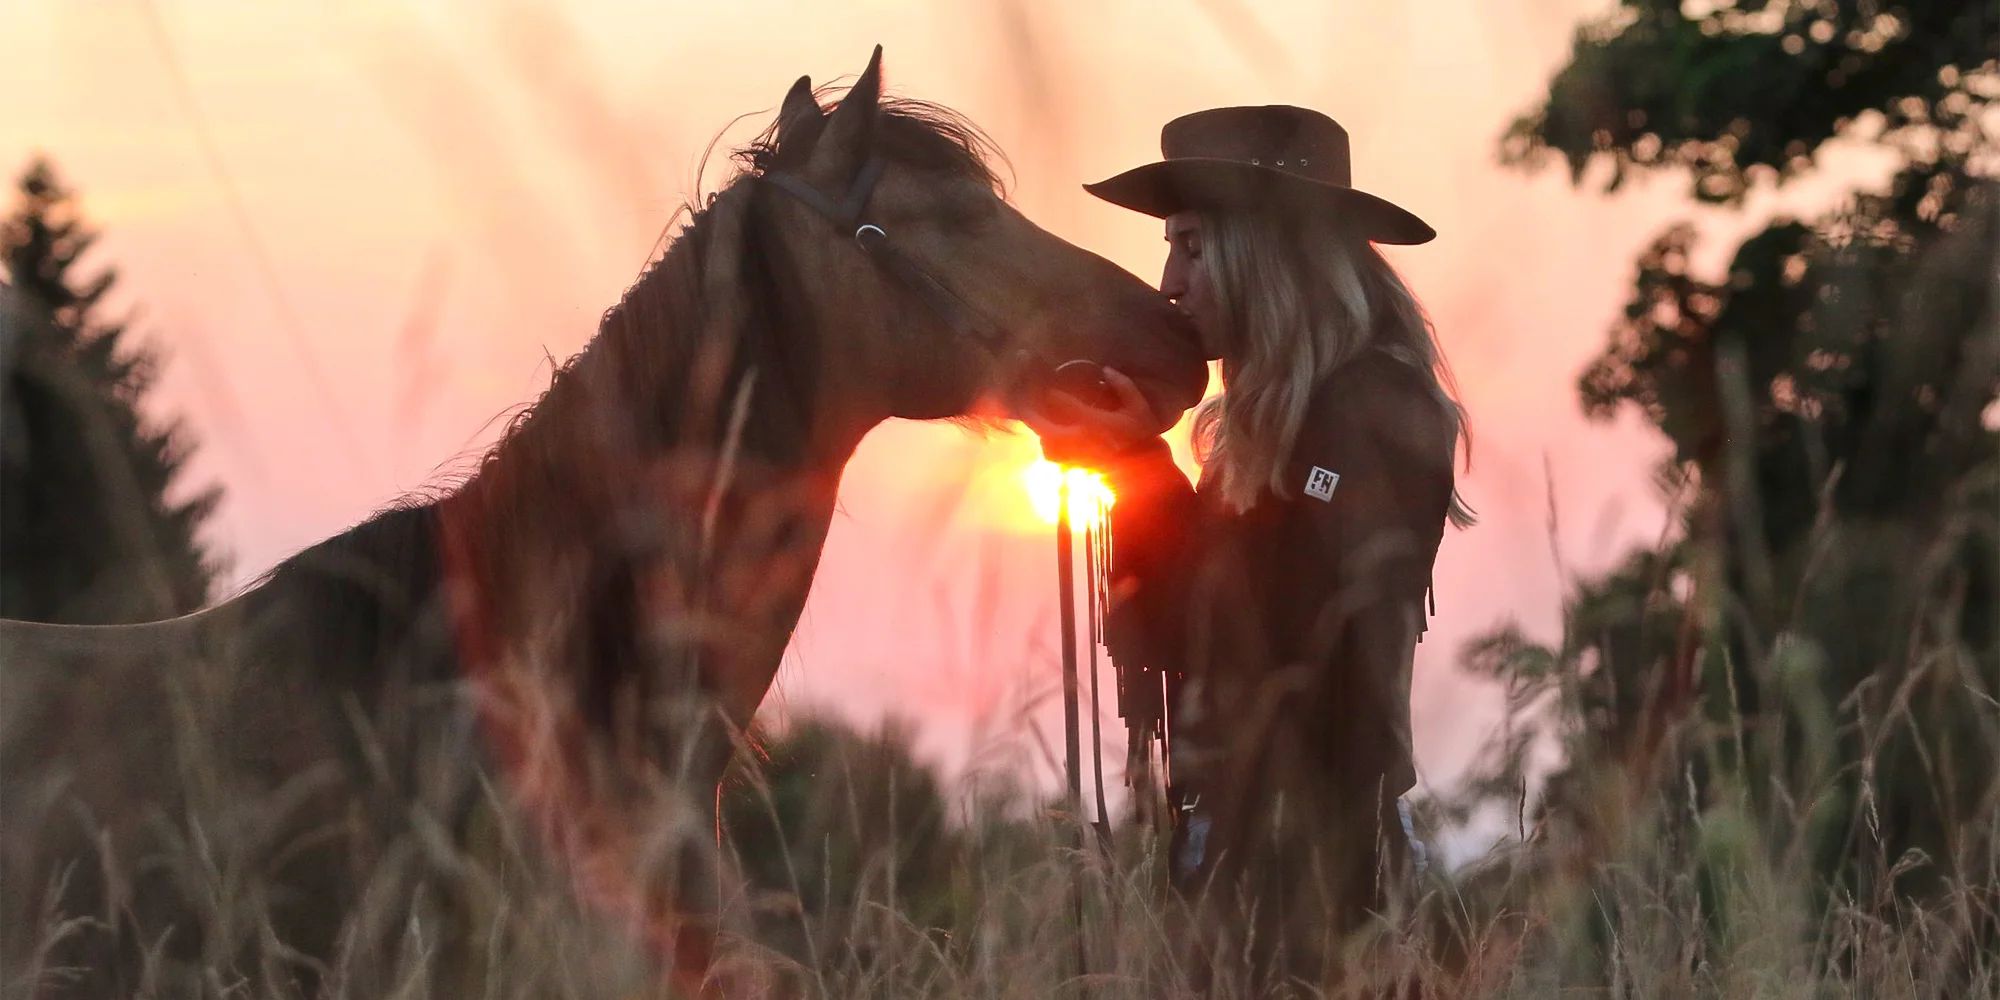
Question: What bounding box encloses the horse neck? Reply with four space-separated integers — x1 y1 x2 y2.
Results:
437 185 876 735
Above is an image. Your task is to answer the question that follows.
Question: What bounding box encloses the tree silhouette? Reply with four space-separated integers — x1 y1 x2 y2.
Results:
719 714 1070 979
1 157 220 624
1454 0 1999 928
724 717 959 924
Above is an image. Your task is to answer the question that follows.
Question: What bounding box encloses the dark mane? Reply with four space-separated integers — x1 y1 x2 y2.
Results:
738 93 1006 194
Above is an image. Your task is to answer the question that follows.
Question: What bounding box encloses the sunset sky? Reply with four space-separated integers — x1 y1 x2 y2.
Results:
2 0 1893 826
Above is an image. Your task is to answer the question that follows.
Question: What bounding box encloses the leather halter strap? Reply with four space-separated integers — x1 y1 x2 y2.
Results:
763 158 1007 353
763 158 882 229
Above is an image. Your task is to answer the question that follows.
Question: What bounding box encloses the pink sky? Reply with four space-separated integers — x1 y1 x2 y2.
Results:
8 0 1885 810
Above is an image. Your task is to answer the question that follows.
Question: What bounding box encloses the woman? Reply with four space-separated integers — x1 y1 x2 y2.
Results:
1028 105 1472 983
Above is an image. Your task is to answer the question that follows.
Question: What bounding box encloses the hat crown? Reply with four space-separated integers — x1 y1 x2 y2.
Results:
1160 106 1352 188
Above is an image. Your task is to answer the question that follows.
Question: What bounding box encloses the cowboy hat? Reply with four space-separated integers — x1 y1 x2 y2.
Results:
1084 105 1435 246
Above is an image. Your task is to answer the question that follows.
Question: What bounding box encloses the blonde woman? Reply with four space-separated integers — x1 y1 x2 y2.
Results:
1028 105 1472 982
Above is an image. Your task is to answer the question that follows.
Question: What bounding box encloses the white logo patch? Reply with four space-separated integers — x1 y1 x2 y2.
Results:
1304 466 1340 502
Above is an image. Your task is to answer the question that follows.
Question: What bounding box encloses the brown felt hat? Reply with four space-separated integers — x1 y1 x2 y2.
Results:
1084 105 1435 246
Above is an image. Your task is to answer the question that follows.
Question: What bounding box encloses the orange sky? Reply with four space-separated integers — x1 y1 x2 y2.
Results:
3 0 1895 810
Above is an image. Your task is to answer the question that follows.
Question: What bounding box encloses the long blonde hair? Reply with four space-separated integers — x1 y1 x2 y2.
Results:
1189 209 1475 526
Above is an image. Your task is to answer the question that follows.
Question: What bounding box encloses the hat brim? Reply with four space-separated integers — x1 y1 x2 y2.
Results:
1083 158 1436 246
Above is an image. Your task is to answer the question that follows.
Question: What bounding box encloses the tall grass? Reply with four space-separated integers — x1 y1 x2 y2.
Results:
8 660 1999 999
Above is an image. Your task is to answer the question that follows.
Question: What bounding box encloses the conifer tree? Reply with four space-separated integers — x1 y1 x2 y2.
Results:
1 157 220 623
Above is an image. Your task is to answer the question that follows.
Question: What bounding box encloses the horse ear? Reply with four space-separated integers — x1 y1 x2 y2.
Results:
774 74 825 158
813 45 882 181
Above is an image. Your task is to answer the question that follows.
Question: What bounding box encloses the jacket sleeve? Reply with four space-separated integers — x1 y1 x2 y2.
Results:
1289 401 1441 633
1283 404 1437 795
1094 437 1202 673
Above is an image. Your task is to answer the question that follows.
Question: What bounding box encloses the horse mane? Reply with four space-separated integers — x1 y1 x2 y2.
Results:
735 92 1006 193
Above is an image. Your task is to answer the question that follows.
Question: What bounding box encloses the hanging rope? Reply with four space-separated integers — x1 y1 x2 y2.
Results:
1055 476 1087 982
1057 461 1178 985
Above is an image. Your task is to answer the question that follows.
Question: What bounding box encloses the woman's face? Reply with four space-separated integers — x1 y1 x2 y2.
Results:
1161 212 1226 360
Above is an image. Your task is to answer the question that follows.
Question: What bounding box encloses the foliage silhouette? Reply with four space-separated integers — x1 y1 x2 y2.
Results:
1 157 220 623
1448 0 1999 985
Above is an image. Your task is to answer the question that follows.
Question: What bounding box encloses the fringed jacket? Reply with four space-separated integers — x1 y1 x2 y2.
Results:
1100 346 1456 841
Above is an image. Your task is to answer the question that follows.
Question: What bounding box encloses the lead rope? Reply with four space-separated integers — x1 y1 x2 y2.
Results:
1054 477 1087 986
1063 486 1122 987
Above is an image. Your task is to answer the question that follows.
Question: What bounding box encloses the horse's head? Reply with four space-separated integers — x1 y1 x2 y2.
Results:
749 47 1208 436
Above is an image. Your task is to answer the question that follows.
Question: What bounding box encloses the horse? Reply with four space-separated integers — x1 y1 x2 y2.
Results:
0 48 1207 999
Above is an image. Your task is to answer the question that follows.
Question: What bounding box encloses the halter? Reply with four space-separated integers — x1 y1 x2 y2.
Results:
762 157 1008 354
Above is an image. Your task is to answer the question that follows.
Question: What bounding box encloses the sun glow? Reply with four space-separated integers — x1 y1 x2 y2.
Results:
1023 459 1115 528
